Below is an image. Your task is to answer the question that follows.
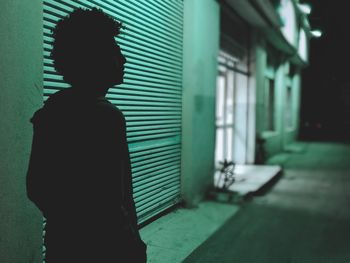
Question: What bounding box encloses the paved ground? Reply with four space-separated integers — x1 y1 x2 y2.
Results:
183 142 350 263
140 201 240 263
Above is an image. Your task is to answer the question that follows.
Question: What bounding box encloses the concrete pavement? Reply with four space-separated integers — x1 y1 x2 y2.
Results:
183 142 350 263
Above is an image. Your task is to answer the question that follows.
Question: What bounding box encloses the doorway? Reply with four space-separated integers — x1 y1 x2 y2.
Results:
214 51 252 187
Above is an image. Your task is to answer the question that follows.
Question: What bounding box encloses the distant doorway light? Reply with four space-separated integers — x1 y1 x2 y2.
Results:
311 29 322 38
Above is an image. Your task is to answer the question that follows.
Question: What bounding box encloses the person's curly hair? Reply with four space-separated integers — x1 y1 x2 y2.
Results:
51 7 122 83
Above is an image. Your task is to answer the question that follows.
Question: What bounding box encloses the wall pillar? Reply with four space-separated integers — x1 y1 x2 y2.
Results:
181 0 220 206
0 1 43 262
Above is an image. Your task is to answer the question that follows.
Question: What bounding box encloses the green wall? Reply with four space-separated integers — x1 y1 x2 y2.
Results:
255 38 302 160
262 61 290 158
181 0 220 206
255 35 267 136
0 1 43 262
283 71 301 145
255 37 282 159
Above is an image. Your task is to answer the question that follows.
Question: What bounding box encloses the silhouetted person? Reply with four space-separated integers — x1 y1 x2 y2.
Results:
26 8 147 262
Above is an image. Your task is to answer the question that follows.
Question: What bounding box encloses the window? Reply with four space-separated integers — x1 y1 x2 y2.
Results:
215 70 234 166
286 85 293 128
215 50 250 171
265 77 275 131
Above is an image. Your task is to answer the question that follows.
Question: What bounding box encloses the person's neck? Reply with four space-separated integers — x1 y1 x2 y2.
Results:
71 84 108 99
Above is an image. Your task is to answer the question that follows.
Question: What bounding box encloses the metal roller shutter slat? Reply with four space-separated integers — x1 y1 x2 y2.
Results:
130 141 180 156
133 169 180 188
132 157 181 178
132 166 180 186
127 132 181 143
134 177 180 200
136 187 180 215
131 152 181 171
131 151 181 167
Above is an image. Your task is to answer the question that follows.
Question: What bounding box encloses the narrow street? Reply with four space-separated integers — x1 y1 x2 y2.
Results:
184 142 350 263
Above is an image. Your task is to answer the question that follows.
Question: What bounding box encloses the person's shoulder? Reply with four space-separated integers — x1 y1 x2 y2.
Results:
94 98 125 123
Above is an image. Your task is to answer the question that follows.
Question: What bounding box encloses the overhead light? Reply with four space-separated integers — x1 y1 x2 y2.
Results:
311 29 322 38
298 3 312 15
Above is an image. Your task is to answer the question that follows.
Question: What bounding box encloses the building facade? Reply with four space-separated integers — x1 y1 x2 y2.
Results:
214 0 313 165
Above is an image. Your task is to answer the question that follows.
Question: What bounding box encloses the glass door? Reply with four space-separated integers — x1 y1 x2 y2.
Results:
214 66 235 187
215 71 234 165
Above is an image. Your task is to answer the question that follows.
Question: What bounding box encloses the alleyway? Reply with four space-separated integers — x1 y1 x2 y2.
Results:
183 142 350 263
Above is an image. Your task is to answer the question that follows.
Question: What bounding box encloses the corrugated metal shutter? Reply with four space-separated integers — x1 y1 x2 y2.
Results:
43 0 183 224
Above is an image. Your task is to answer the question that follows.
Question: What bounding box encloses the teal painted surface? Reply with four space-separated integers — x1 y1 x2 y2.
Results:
0 1 43 262
255 37 267 135
283 70 301 146
262 62 302 158
262 61 288 157
43 0 184 223
255 38 303 160
181 0 220 206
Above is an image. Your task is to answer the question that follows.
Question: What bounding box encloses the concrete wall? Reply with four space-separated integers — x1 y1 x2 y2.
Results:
0 1 43 262
255 38 283 159
263 61 290 157
256 40 303 159
246 31 258 164
255 35 267 137
181 0 220 207
261 60 303 158
283 70 301 146
274 62 287 150
237 2 306 162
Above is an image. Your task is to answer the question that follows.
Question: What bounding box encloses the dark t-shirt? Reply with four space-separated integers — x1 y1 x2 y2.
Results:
26 88 146 262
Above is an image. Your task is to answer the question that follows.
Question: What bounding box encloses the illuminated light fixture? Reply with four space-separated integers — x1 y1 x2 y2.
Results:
298 3 312 15
311 29 322 38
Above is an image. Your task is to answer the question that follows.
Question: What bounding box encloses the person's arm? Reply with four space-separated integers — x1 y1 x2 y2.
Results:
94 103 138 227
26 116 48 214
119 114 139 231
101 104 147 259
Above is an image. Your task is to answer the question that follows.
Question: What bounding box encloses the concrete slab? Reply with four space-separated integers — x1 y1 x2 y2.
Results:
214 164 282 196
